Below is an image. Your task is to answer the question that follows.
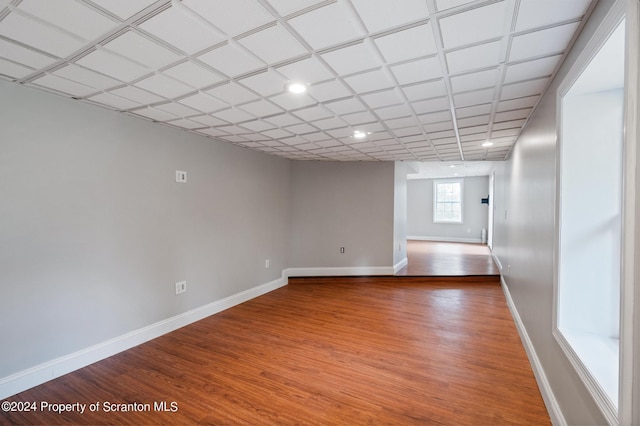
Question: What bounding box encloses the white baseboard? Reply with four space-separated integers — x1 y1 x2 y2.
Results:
408 236 483 244
492 253 503 272
501 276 566 426
393 257 408 273
285 266 395 277
0 274 288 400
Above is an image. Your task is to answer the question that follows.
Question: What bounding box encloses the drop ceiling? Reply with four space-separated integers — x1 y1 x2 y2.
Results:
0 0 593 162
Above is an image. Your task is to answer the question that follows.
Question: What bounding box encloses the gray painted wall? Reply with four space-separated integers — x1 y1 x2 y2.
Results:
0 80 291 379
289 161 394 268
407 176 489 242
491 1 618 423
393 162 408 266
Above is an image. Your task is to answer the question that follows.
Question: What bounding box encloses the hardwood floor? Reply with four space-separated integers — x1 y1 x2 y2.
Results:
1 277 548 425
396 240 500 276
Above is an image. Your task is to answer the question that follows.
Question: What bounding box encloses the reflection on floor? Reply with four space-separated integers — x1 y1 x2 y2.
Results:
396 240 500 276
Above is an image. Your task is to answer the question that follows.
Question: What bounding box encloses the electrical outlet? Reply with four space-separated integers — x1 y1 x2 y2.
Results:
176 170 187 183
265 259 270 268
339 247 345 254
175 281 186 295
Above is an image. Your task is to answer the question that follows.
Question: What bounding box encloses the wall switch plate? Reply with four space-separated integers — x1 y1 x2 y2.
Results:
339 247 345 254
175 281 186 295
176 171 187 183
265 259 270 268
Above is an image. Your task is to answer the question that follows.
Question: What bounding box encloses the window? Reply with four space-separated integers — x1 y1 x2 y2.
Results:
433 180 463 223
555 14 625 423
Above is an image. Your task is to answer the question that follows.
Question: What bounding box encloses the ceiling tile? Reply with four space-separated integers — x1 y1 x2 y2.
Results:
509 22 580 62
108 85 164 104
197 43 264 77
52 64 121 90
166 118 205 129
350 0 428 33
86 92 140 110
321 41 380 76
341 110 376 125
453 88 494 108
361 89 404 109
497 95 539 112
163 61 224 89
269 92 317 110
264 113 302 127
76 49 150 81
418 110 452 124
206 82 260 105
131 107 177 121
31 74 97 96
446 40 502 74
307 79 352 102
214 107 255 123
103 31 181 69
402 79 447 101
493 119 526 130
456 114 490 127
238 99 284 117
90 0 157 20
196 127 230 137
455 103 492 118
276 56 334 85
0 39 57 69
265 0 326 16
344 68 395 93
436 0 475 12
374 23 437 64
504 55 562 83
285 123 318 135
139 4 225 54
261 128 293 139
451 68 499 93
291 105 333 121
237 69 287 97
154 102 199 117
17 0 116 40
134 73 194 98
0 58 34 78
190 114 229 126
439 2 508 49
390 56 442 85
494 108 531 122
412 96 450 114
386 116 419 129
500 77 548 100
515 0 591 31
238 23 308 65
0 12 84 57
392 126 422 137
324 97 367 115
288 2 365 50
309 116 348 130
239 120 275 132
182 0 274 37
178 92 228 113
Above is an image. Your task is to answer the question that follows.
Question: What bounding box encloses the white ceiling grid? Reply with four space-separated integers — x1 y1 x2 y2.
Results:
0 0 594 162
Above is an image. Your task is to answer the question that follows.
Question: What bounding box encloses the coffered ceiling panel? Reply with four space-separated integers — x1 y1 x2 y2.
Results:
1 0 595 163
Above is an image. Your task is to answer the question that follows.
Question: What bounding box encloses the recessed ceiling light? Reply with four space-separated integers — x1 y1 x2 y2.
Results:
353 130 368 139
482 141 494 147
286 82 307 94
450 164 456 168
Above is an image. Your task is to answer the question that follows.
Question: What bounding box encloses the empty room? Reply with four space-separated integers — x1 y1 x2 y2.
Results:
1 0 639 425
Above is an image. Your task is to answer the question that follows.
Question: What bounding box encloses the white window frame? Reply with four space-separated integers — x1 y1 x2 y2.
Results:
433 179 463 224
553 2 637 424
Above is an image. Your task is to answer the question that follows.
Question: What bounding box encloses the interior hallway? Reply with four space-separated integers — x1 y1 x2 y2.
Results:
396 240 500 276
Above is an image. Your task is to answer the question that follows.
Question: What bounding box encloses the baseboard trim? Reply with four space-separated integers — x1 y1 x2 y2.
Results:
0 274 288 400
492 253 503 272
408 236 483 244
285 266 395 277
393 257 408 273
501 276 566 426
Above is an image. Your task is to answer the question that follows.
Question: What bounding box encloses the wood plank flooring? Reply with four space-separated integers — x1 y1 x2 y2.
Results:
396 240 500 276
1 277 548 425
